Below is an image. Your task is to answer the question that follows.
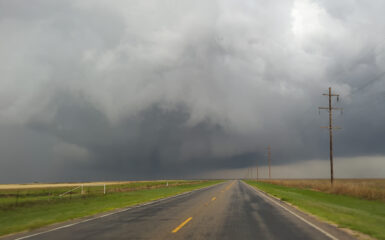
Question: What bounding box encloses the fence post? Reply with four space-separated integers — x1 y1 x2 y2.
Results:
104 184 106 195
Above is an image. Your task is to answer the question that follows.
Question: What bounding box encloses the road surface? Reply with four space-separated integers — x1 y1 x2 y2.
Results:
8 180 355 240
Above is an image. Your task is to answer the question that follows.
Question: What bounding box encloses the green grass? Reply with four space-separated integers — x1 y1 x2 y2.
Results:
245 180 385 240
0 180 222 237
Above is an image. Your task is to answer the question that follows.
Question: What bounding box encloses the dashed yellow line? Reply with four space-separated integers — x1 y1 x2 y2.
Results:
225 181 235 191
172 217 193 233
172 182 234 234
219 181 234 194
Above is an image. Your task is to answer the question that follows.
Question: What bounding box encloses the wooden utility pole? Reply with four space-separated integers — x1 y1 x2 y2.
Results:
246 168 251 179
256 160 259 181
319 87 342 185
267 146 271 179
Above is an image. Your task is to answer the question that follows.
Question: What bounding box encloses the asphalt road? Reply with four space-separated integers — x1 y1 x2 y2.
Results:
10 180 355 240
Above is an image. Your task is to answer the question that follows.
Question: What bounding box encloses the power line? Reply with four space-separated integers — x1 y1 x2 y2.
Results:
318 87 343 185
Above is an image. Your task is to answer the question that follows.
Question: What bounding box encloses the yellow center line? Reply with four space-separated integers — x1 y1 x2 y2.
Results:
211 197 216 201
171 217 193 233
224 182 234 191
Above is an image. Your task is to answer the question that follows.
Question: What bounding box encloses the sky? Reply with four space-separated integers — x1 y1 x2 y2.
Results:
0 0 384 183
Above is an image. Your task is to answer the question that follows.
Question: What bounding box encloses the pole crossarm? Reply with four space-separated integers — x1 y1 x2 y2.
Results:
322 93 339 97
320 126 342 129
319 107 343 111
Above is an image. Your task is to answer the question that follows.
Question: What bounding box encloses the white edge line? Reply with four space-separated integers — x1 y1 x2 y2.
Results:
13 182 224 240
244 182 339 240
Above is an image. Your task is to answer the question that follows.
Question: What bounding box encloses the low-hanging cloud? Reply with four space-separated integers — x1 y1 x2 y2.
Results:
0 0 384 182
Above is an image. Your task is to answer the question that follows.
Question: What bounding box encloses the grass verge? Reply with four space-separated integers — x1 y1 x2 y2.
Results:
245 180 385 240
0 180 222 237
256 179 385 202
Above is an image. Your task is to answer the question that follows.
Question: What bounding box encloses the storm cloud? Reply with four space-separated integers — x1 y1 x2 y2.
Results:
0 0 384 182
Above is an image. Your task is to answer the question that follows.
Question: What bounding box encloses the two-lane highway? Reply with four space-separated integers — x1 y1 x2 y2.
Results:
9 181 355 240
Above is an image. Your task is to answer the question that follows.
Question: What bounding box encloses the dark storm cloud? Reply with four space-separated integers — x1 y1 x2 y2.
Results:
0 0 384 182
27 92 263 179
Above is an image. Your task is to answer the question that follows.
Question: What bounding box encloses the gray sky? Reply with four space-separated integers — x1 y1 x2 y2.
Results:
0 0 384 183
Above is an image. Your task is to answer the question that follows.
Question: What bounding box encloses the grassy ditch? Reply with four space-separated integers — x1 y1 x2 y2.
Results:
245 180 385 240
0 180 222 237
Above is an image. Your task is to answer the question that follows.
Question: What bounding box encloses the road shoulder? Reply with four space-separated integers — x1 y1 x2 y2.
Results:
243 181 359 240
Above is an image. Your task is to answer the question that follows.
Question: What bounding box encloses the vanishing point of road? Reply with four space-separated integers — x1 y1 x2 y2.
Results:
8 180 355 240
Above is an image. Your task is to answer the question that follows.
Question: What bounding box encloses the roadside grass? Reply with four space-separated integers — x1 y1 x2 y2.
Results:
245 180 385 240
0 180 222 237
257 179 385 202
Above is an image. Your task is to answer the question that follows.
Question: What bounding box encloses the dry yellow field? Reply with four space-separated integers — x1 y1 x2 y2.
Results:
0 180 169 190
259 179 385 201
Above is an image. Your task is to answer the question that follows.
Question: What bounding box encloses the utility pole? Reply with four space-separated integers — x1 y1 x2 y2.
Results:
247 167 252 179
319 87 342 185
267 146 271 179
256 160 259 181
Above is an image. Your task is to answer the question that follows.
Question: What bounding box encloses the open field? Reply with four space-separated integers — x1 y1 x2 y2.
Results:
0 180 222 237
0 180 197 190
0 181 135 190
256 179 385 202
0 180 208 207
245 180 385 240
